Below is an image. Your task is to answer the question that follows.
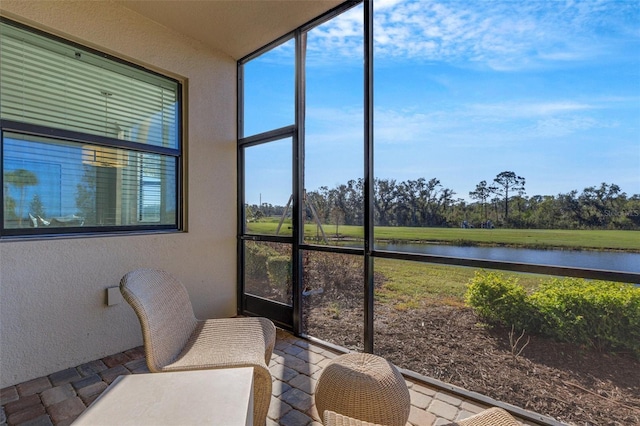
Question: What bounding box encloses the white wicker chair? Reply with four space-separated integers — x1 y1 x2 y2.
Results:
324 407 520 426
446 407 521 426
120 268 276 426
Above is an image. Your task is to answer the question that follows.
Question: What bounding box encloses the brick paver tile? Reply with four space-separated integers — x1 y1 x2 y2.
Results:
460 401 487 414
293 339 310 349
101 352 130 368
410 382 437 397
287 359 321 376
267 396 292 420
124 358 149 374
307 404 321 422
281 354 310 372
269 363 298 383
0 386 19 405
275 328 292 339
71 374 102 391
272 380 292 397
434 391 463 406
76 360 107 377
279 408 313 426
410 389 432 410
288 374 317 395
274 341 293 352
6 402 46 425
429 399 458 421
294 350 326 365
17 414 54 426
283 344 305 357
47 397 85 424
319 349 339 359
17 377 51 396
123 346 145 360
99 365 130 384
316 357 333 369
310 368 325 381
280 387 314 412
76 381 108 406
305 344 328 355
456 410 480 422
49 368 81 387
40 384 76 407
408 406 436 426
271 351 286 365
4 393 41 415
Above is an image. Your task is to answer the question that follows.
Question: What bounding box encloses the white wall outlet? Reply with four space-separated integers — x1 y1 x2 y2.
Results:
106 286 124 306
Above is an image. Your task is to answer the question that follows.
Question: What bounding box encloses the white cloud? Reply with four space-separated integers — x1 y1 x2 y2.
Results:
468 101 595 119
369 99 630 157
304 0 640 71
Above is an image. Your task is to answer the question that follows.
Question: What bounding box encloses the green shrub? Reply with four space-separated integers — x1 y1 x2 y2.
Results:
465 271 640 356
465 271 536 331
245 242 292 297
267 255 291 295
530 278 640 354
245 242 278 281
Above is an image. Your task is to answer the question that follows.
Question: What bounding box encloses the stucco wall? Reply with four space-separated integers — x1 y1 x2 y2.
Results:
0 1 237 387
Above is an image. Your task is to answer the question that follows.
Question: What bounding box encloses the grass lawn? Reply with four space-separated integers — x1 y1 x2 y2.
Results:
374 258 543 309
246 219 640 251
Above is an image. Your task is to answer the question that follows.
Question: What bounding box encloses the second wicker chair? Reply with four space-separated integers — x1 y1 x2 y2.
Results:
315 352 411 426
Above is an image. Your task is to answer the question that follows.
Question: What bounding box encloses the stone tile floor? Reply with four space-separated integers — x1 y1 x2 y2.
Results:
1 329 537 426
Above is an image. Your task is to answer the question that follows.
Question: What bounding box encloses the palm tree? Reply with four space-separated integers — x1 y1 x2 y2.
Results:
4 169 38 226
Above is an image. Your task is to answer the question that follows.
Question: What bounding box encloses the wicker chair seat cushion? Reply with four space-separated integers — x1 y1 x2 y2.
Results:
446 407 521 426
315 353 410 426
163 317 276 370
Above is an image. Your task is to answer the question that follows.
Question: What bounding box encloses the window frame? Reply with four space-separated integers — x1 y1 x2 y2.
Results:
237 0 640 343
0 18 184 239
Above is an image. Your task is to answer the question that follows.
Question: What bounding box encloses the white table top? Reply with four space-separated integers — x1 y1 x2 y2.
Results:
72 367 254 426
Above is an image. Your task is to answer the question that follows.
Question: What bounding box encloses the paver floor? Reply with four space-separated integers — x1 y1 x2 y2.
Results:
1 329 536 426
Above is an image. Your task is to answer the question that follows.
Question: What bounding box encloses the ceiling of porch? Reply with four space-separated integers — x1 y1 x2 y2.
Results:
116 0 346 60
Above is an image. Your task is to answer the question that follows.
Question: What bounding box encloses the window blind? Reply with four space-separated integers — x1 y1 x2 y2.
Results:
0 21 179 149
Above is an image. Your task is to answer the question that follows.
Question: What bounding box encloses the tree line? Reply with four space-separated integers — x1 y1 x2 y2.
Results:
246 172 640 231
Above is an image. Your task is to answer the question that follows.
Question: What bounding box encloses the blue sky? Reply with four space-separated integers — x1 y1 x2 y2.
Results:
244 0 639 206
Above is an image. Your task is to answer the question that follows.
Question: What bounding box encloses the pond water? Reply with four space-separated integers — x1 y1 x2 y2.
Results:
375 242 640 274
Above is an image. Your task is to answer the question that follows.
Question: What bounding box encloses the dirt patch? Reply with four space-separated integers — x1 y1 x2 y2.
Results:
249 246 640 424
305 301 640 425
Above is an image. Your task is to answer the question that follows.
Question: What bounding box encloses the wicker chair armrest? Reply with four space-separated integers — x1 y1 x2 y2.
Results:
446 407 520 426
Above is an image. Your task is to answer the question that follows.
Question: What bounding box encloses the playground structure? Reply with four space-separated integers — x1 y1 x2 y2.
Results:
276 192 328 244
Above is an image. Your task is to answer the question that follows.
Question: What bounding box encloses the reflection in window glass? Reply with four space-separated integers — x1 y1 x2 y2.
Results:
243 39 295 137
3 133 176 229
302 250 364 351
244 241 292 305
243 138 292 235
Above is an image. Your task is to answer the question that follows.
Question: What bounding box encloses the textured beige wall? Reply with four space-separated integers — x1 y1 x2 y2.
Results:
0 1 237 387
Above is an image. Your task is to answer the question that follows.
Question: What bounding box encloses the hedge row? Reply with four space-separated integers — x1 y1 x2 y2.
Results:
245 242 290 296
465 271 640 356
